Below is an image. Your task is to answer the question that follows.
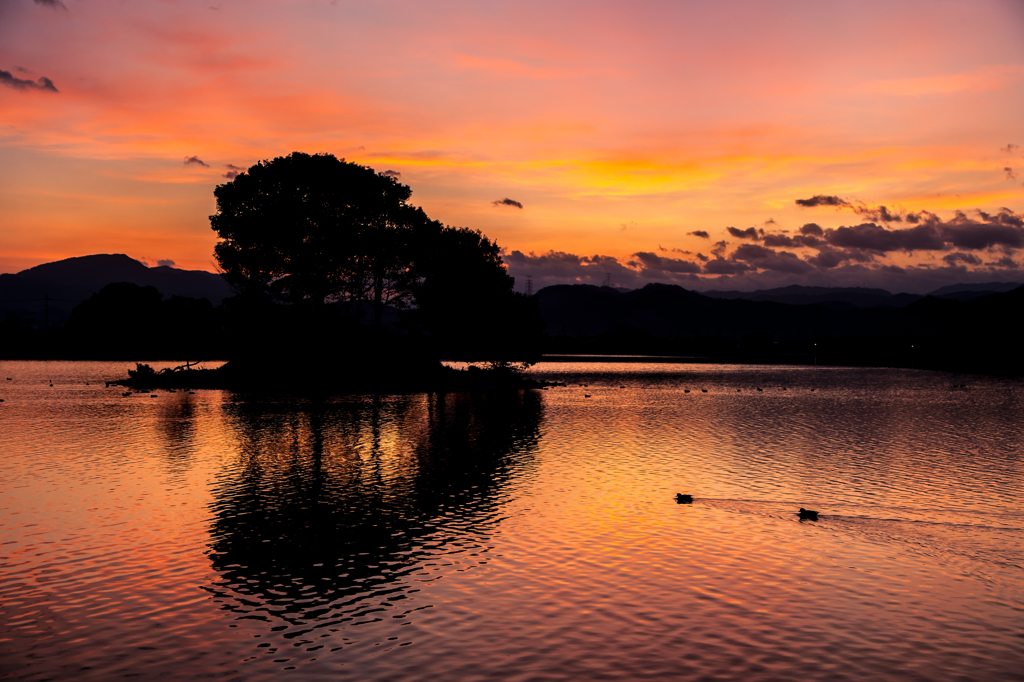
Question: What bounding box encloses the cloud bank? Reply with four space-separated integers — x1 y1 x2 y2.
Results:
505 199 1024 294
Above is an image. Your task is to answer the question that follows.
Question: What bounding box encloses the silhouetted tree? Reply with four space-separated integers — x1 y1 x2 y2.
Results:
209 151 544 367
68 282 163 335
64 282 223 359
412 226 543 360
210 152 437 328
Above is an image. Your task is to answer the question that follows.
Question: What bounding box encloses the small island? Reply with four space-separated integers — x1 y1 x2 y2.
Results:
110 152 545 393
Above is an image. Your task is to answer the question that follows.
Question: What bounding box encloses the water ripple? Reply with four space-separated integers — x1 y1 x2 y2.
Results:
1 361 1022 680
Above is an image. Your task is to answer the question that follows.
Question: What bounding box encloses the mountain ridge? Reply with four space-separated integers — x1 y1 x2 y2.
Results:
1 254 232 327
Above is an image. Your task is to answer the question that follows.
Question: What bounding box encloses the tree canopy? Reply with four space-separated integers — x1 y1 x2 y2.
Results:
210 151 542 360
211 152 433 323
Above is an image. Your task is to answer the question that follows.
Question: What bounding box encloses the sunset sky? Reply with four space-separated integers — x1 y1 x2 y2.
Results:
2 0 1023 292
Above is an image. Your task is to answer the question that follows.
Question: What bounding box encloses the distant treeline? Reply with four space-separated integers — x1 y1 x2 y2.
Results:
0 278 542 364
1 282 225 360
535 283 1024 375
3 279 1022 376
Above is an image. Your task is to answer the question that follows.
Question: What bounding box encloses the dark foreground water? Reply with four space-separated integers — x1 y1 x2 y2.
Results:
1 361 1022 681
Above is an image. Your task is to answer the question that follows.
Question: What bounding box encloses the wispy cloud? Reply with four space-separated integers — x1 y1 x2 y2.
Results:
0 69 58 92
866 64 1024 96
942 252 981 266
184 156 210 168
632 251 702 275
33 0 67 9
795 195 845 207
726 226 762 240
796 194 904 222
493 197 523 208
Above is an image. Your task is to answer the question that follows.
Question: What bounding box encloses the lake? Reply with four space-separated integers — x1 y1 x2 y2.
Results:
1 360 1022 681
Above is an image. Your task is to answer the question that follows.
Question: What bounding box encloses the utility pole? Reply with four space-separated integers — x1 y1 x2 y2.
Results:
604 273 611 288
525 276 533 296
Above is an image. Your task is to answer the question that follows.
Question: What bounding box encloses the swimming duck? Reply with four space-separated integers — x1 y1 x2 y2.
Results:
675 493 693 504
797 507 819 521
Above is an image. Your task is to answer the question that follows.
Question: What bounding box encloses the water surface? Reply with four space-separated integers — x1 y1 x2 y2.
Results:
1 361 1022 680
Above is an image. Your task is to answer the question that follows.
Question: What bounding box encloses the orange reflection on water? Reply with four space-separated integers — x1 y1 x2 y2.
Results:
1 360 1022 681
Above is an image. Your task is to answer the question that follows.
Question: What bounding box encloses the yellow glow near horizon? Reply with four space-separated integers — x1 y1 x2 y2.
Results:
1 0 1022 290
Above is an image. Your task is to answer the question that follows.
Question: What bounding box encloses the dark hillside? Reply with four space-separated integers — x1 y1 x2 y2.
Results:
1 254 232 327
536 283 1024 375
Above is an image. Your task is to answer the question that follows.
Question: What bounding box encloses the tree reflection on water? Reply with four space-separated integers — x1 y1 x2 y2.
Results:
204 390 543 639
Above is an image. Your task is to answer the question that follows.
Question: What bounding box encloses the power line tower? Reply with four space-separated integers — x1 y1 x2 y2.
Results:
604 273 612 288
525 276 533 296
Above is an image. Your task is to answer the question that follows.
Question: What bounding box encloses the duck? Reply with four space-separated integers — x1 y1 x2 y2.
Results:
701 389 708 393
675 493 694 504
797 507 819 521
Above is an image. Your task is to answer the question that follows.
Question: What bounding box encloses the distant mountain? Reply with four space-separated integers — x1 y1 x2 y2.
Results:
925 281 1023 302
697 282 1022 308
0 254 232 327
928 281 1022 295
535 282 1024 374
700 285 921 309
537 283 859 339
